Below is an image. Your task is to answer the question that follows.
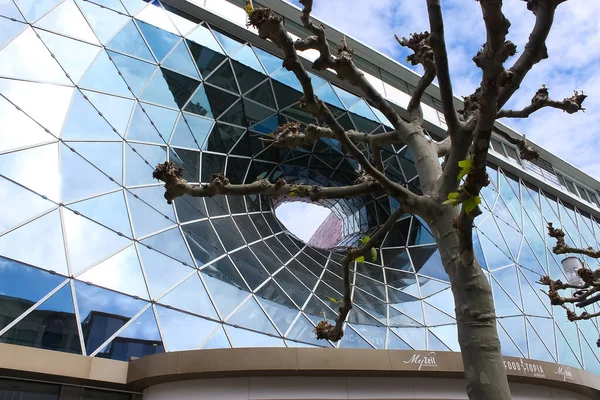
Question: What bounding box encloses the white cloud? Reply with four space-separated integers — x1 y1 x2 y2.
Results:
274 201 331 242
285 0 600 180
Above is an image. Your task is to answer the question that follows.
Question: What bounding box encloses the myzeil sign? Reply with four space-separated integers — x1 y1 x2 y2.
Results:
554 366 575 381
503 358 545 378
403 352 438 370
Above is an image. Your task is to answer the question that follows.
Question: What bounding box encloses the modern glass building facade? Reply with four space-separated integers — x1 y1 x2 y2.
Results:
0 0 599 386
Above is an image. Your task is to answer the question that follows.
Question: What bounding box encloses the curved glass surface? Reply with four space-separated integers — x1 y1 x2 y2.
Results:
0 0 599 374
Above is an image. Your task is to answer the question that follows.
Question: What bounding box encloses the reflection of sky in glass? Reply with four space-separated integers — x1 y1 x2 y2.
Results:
0 0 599 370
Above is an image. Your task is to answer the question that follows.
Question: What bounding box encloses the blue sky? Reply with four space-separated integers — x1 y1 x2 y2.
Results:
284 0 600 179
275 201 331 242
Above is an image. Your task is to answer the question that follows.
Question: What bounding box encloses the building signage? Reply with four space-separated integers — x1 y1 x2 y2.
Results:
503 358 545 378
554 366 575 382
403 351 438 370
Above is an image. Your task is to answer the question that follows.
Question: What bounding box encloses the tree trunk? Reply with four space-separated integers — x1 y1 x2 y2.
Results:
429 211 512 400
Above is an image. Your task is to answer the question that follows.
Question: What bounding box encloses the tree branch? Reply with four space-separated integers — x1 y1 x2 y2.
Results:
247 7 419 207
153 161 383 204
497 86 587 118
497 0 565 109
425 0 460 131
548 222 600 258
395 32 436 124
314 206 404 341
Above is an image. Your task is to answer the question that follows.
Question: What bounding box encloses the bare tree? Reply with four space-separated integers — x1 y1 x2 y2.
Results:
152 0 586 398
539 223 600 346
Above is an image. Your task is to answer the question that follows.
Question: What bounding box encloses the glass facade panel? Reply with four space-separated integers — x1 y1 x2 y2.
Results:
0 0 598 371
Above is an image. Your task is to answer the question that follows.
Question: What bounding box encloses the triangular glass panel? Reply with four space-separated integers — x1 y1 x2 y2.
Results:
229 247 269 289
169 147 200 182
108 50 156 96
35 0 99 44
351 292 386 324
138 244 193 299
231 45 264 73
339 325 373 349
409 246 448 282
0 96 55 153
63 208 131 275
492 265 522 310
206 60 238 93
202 325 231 349
0 18 26 50
427 329 450 351
126 103 165 144
155 305 218 351
252 46 281 75
245 80 276 109
14 0 60 23
186 24 223 53
476 225 513 270
242 98 274 127
491 279 521 317
136 19 178 62
135 2 178 33
184 84 213 117
227 296 277 335
119 0 149 16
271 80 302 110
225 325 280 347
141 102 179 138
95 306 164 361
351 323 387 349
0 209 67 275
201 270 249 320
556 327 582 368
392 327 426 350
77 281 137 353
518 239 545 276
387 330 412 350
332 86 360 109
0 27 70 84
81 90 135 135
423 303 454 325
529 316 557 359
66 141 123 184
186 38 226 78
388 306 422 327
231 59 266 94
60 143 119 203
124 143 168 187
286 314 329 347
126 191 176 238
429 325 459 351
210 27 242 55
0 0 25 21
408 216 435 246
148 67 200 109
498 316 528 356
425 288 455 317
86 0 126 13
129 186 175 218
517 268 550 317
107 20 154 62
75 0 130 45
256 280 299 333
78 245 148 299
0 177 55 233
140 227 193 266
203 84 239 118
0 258 66 332
61 91 121 141
270 68 302 92
0 283 81 354
496 321 525 357
182 113 213 148
162 39 199 79
158 272 218 319
473 230 488 270
170 115 203 149
526 319 554 362
67 191 132 237
181 220 225 266
314 82 344 109
204 123 244 152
